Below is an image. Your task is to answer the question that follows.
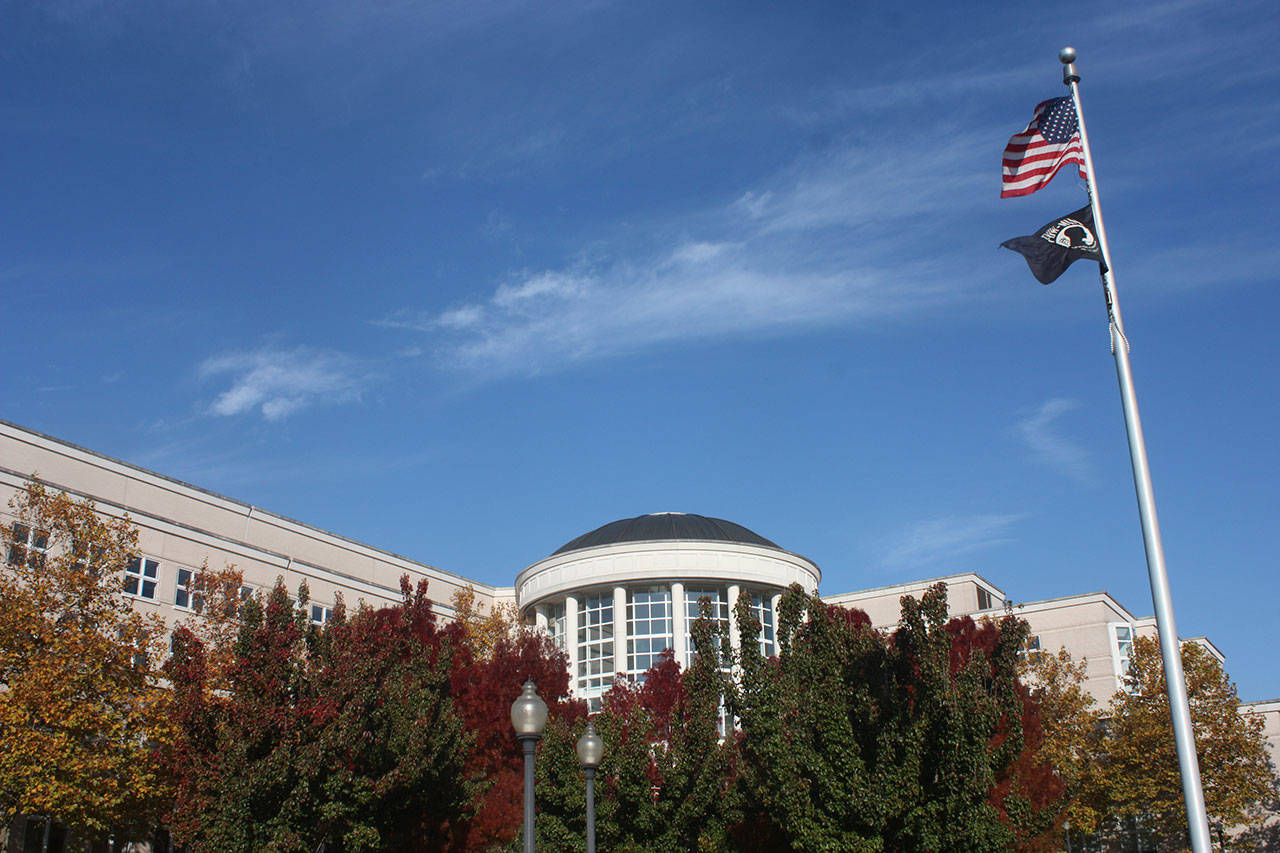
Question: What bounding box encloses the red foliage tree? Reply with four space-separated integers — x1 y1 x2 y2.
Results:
944 615 1067 850
167 577 475 852
447 628 584 851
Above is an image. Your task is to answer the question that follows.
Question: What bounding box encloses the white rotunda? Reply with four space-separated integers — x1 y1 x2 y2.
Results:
515 512 821 708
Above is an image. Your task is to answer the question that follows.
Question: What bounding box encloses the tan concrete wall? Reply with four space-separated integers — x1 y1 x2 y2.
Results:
1241 699 1280 774
1014 594 1141 705
823 573 1006 628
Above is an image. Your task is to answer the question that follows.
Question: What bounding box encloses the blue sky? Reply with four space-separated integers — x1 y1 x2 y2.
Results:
4 0 1277 701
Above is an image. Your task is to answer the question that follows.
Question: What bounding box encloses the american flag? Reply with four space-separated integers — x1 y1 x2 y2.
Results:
1001 97 1086 198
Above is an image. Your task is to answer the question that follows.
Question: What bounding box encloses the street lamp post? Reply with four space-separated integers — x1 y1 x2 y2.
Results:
510 680 548 853
576 721 604 853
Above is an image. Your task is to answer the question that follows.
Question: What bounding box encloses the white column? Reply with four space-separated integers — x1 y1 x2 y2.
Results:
613 586 627 679
564 594 579 692
534 605 548 632
727 583 741 654
670 581 687 666
770 592 782 647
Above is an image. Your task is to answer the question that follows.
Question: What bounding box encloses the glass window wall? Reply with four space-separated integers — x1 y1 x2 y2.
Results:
683 585 728 668
749 592 776 658
547 601 567 651
577 591 615 705
627 586 673 680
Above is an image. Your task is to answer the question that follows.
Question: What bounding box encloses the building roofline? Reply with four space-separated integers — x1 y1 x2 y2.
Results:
1183 636 1227 663
1 418 494 594
823 571 1005 602
1009 590 1142 619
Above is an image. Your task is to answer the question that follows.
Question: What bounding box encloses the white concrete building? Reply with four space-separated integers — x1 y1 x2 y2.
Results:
515 513 820 709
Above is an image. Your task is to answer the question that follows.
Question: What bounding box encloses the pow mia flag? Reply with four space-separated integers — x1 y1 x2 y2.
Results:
1001 205 1104 284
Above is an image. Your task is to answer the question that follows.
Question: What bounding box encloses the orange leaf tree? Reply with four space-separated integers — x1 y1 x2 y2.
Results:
1095 636 1276 846
1017 646 1105 840
449 584 519 660
0 483 174 840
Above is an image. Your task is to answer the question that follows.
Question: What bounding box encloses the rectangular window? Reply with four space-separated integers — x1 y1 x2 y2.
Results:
71 538 105 571
1112 624 1135 680
547 601 567 650
7 522 49 569
576 591 615 700
684 586 728 668
627 586 673 679
311 604 333 626
977 588 994 610
174 568 204 611
125 556 159 600
749 592 776 658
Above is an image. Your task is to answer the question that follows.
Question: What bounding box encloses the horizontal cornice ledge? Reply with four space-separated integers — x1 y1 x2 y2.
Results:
516 540 820 610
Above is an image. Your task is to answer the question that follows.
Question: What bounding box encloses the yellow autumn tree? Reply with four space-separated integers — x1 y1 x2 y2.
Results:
1018 645 1106 837
171 562 247 693
1098 636 1276 846
449 584 519 659
0 483 174 840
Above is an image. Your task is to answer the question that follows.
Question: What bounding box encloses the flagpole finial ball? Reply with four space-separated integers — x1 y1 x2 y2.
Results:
1058 47 1077 64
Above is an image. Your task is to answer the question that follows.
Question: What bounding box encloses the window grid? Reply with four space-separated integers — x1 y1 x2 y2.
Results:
1113 624 1135 680
576 592 614 698
174 567 204 612
627 587 673 680
684 586 728 668
547 601 567 650
749 592 776 658
311 604 333 626
125 556 159 600
7 522 49 569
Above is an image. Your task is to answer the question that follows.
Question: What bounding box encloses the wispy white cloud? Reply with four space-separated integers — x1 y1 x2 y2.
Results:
1014 398 1094 484
198 346 367 421
880 513 1025 571
382 132 989 377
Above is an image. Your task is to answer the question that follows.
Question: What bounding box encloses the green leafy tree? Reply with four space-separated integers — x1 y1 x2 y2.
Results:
732 583 1064 852
535 610 741 853
167 577 474 852
0 483 173 842
1094 635 1276 848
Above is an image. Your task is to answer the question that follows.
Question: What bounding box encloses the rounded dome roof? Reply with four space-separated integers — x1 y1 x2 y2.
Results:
552 512 783 556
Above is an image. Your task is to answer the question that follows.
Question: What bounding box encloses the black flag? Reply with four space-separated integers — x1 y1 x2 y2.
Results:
1001 205 1103 284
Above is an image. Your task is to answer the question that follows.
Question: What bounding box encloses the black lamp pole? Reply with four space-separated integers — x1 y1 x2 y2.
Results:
510 680 548 853
576 721 604 853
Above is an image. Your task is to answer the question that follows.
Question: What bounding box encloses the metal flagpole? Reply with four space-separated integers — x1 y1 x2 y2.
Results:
1057 46 1212 852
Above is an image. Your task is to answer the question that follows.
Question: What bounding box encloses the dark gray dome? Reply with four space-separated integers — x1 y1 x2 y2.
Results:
552 512 783 556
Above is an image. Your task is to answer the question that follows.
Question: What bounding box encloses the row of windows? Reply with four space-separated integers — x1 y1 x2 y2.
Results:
6 524 334 625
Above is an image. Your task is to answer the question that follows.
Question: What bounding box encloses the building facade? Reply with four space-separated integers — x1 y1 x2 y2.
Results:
3 417 1274 754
